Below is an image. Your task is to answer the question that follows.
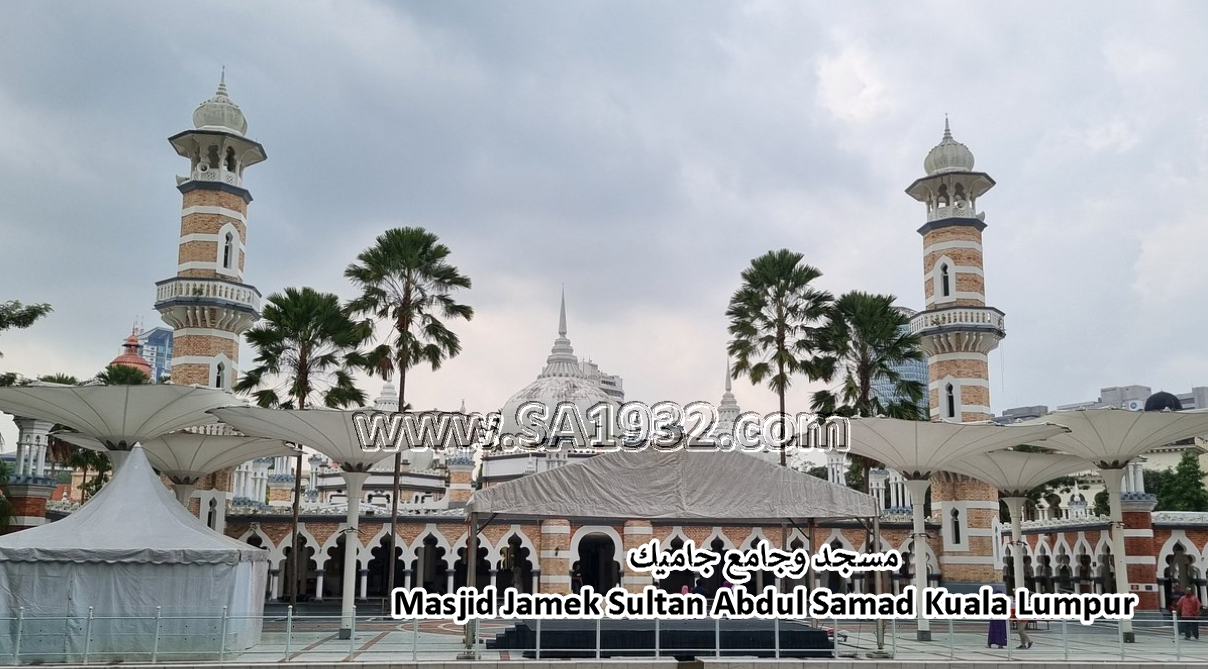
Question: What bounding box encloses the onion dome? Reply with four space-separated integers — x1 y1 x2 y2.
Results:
1144 391 1183 412
923 117 975 175
192 69 248 136
109 332 152 378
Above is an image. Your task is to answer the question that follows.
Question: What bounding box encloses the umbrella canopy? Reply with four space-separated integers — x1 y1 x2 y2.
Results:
0 385 237 449
944 449 1092 496
846 417 1071 478
467 448 879 522
54 432 298 483
1019 408 1208 467
0 445 267 564
210 406 397 471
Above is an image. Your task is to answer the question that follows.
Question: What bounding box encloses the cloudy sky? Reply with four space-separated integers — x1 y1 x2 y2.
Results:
3 1 1208 450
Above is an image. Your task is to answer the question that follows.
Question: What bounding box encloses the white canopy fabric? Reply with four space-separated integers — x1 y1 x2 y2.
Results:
0 445 269 564
0 385 238 447
1019 408 1208 467
944 449 1092 496
54 431 298 482
845 417 1071 478
0 446 266 660
211 406 400 471
466 448 879 521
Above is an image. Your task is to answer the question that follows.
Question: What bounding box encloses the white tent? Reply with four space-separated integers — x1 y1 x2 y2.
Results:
0 446 268 662
467 448 879 521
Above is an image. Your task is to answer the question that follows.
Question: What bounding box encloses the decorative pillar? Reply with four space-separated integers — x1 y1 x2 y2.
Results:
539 519 571 594
623 520 654 592
314 571 325 602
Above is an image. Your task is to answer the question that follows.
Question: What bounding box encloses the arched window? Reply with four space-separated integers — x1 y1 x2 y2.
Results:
945 383 956 418
222 232 235 270
215 361 226 389
940 263 951 297
951 508 962 544
225 147 237 172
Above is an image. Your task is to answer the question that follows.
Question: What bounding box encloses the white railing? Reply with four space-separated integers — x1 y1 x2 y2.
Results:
156 277 261 313
909 307 1005 335
926 201 979 222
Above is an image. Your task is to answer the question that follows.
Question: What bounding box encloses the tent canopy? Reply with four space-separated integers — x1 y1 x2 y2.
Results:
944 449 1092 497
211 406 402 471
466 448 879 522
0 445 268 564
55 431 297 481
1019 408 1208 468
0 385 237 448
845 417 1071 478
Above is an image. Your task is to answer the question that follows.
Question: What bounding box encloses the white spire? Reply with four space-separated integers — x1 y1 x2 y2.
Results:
217 66 228 97
559 285 567 336
374 382 399 412
725 358 732 392
540 289 585 378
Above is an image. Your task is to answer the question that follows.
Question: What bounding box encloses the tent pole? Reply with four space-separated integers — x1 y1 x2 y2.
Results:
905 479 932 641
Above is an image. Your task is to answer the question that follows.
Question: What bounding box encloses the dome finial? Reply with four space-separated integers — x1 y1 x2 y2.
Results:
558 286 567 337
725 357 732 392
943 114 952 140
217 66 228 97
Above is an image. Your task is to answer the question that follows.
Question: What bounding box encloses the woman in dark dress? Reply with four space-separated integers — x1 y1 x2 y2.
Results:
987 587 1008 648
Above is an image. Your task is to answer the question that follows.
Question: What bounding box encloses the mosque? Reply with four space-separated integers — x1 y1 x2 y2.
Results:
6 77 1208 614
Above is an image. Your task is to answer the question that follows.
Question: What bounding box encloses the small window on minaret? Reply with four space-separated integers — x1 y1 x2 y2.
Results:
215 362 226 389
223 232 235 269
940 264 951 297
225 147 237 172
945 383 956 418
951 508 961 544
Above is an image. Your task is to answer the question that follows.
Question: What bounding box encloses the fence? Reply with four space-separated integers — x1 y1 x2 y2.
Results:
0 608 1202 664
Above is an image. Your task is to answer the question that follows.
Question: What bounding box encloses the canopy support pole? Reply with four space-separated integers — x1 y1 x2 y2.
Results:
339 471 369 640
905 479 932 642
1004 497 1027 600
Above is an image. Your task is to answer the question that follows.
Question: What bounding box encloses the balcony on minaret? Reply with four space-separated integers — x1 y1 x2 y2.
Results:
910 305 1005 357
155 276 261 333
910 305 1005 338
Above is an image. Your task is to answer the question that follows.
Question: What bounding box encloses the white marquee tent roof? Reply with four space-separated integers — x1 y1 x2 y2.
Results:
211 406 404 471
466 448 879 522
0 446 268 564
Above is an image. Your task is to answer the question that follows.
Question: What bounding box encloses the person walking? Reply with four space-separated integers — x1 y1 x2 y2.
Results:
1010 596 1032 649
1178 589 1202 640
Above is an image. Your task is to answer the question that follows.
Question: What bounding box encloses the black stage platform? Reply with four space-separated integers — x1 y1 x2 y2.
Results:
487 618 833 659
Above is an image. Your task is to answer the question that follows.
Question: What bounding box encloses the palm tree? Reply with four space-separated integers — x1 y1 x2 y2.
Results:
95 364 150 386
810 291 926 492
345 226 473 604
233 286 372 607
726 250 833 466
0 300 52 358
235 287 371 410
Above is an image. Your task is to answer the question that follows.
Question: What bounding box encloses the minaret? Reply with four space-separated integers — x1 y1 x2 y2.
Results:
154 71 266 389
906 119 1005 589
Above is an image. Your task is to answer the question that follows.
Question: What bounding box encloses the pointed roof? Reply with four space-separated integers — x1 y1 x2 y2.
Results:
0 446 267 564
923 116 975 175
108 327 152 377
540 289 586 378
192 69 248 136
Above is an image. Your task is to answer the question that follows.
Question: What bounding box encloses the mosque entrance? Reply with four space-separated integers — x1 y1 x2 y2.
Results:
323 535 361 599
577 534 620 592
280 536 318 601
